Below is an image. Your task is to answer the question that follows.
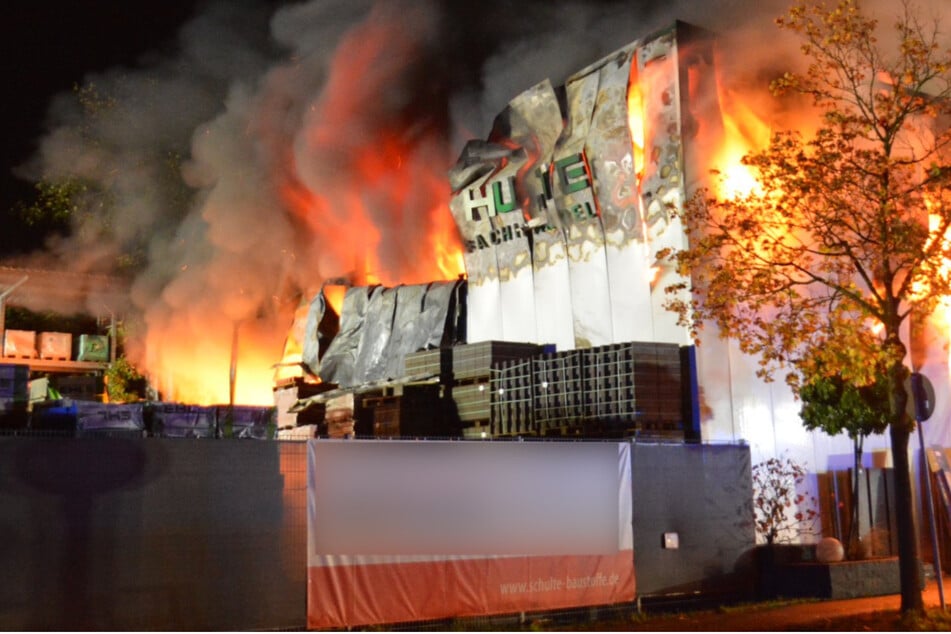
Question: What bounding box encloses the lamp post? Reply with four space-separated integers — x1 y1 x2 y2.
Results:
910 371 944 609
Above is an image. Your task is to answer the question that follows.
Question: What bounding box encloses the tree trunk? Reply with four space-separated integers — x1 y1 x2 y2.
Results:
890 423 924 613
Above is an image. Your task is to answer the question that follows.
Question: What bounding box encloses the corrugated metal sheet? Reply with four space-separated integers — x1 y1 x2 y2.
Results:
635 29 693 345
449 145 505 343
553 70 613 348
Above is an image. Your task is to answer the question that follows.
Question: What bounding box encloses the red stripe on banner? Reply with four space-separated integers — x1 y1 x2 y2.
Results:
307 550 635 629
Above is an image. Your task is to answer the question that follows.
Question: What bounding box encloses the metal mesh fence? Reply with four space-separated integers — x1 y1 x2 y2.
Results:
0 433 311 630
0 431 742 630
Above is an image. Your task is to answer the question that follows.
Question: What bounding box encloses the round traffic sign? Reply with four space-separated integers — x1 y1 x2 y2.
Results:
907 372 936 422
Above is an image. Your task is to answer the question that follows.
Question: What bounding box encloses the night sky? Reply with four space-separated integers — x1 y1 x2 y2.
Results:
0 1 200 254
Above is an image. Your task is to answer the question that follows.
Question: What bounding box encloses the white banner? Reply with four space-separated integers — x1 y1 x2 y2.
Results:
306 440 634 628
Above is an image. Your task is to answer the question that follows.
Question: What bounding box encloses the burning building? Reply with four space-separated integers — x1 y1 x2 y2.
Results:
287 22 724 440
284 16 951 552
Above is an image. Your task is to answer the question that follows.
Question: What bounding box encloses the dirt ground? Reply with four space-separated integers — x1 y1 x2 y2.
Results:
564 576 951 631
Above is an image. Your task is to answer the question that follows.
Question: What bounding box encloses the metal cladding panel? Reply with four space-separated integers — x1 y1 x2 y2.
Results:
450 151 504 343
581 43 656 342
461 248 502 343
496 229 537 343
489 86 561 344
516 83 575 351
419 280 458 350
382 284 427 380
353 286 397 384
443 27 701 351
552 70 613 348
319 287 371 387
636 29 693 345
606 245 655 341
531 227 575 351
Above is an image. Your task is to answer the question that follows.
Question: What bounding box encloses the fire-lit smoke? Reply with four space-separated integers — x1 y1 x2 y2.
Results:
17 0 947 404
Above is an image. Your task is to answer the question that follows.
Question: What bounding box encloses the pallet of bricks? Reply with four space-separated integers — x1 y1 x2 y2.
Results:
625 342 684 441
535 342 684 440
581 345 621 435
362 383 444 438
273 378 332 439
490 358 534 437
533 349 585 437
446 341 543 438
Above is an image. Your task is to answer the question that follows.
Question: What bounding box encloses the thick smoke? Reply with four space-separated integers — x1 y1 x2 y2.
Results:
18 0 948 402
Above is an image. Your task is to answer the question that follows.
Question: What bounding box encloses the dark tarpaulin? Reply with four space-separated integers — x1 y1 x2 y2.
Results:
353 286 397 384
318 287 373 387
301 288 340 377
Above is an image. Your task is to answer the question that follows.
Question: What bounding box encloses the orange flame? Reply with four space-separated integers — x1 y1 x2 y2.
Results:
627 80 645 175
146 313 289 405
918 196 951 370
626 63 657 280
712 86 771 199
323 285 348 316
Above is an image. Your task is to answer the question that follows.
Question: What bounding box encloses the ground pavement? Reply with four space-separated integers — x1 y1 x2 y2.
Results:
620 575 951 631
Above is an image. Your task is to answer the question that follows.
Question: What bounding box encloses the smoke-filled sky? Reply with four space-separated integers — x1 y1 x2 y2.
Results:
0 0 945 403
0 0 799 260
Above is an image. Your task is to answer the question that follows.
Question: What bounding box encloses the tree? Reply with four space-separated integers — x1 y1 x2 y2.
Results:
799 361 890 558
752 454 819 546
664 0 951 613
